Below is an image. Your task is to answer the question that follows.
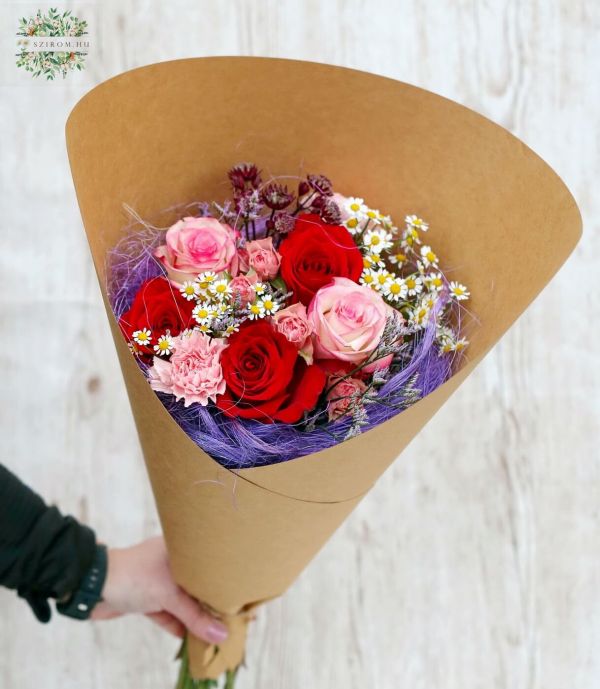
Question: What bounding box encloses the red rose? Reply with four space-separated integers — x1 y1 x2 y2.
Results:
216 320 326 423
118 277 195 359
279 214 363 306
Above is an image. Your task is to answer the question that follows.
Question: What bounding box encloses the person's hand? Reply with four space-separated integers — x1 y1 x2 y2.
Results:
91 536 228 644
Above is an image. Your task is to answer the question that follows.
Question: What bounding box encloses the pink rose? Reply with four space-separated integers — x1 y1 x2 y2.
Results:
273 302 314 364
229 273 258 307
308 277 388 366
148 331 227 407
245 237 281 281
326 374 368 421
154 216 239 283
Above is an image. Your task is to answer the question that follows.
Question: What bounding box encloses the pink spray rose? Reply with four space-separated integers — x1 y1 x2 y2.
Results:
308 277 390 368
154 216 239 283
245 237 281 281
148 331 227 407
229 273 258 307
326 374 368 421
273 302 314 364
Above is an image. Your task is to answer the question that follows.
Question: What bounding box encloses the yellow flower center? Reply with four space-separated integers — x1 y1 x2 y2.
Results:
370 235 381 245
263 299 274 310
406 278 416 289
350 203 361 212
390 283 401 295
250 304 261 314
346 218 358 228
367 210 377 219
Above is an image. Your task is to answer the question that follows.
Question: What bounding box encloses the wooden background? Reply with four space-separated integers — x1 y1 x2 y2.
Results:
1 1 598 687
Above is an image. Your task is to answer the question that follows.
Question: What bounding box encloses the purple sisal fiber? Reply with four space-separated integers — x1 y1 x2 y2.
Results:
107 227 461 469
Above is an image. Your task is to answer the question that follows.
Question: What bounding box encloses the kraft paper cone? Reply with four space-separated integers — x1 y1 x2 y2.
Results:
65 57 581 678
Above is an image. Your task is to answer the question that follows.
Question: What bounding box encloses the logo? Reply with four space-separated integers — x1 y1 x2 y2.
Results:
16 7 89 80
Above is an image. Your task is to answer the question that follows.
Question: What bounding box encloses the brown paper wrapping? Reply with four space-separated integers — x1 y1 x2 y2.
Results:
65 58 581 678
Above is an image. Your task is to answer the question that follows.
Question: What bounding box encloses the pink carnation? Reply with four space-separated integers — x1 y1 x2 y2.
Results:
273 302 314 364
326 374 368 421
148 331 227 407
245 237 281 281
154 216 239 284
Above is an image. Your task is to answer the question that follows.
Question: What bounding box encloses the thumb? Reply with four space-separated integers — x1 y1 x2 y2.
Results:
166 587 229 645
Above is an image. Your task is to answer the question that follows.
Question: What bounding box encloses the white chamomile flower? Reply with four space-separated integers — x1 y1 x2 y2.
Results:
252 282 267 296
179 281 200 301
346 197 368 215
195 323 213 334
154 334 175 357
215 301 230 316
259 297 280 315
359 269 378 289
247 301 266 320
363 253 385 270
382 276 408 302
209 279 232 300
363 228 394 254
425 272 444 292
180 328 196 338
192 301 214 325
389 250 407 266
405 215 429 232
420 245 439 268
404 274 423 296
364 208 382 224
373 269 392 290
401 226 420 249
449 281 470 301
224 323 240 337
410 301 432 328
132 328 152 345
195 271 218 291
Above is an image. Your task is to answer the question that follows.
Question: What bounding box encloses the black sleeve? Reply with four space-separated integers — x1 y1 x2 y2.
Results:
0 463 97 622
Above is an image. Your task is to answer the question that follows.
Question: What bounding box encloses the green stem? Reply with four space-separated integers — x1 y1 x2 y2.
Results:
175 636 237 689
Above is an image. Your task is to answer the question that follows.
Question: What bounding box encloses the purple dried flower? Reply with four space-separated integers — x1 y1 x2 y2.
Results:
274 213 296 235
320 199 342 225
307 173 333 196
260 183 295 210
236 189 263 220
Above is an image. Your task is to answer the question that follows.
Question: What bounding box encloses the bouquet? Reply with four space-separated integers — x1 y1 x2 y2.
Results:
109 163 471 470
65 57 581 688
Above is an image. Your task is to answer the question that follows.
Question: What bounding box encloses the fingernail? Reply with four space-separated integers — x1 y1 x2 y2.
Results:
206 622 228 644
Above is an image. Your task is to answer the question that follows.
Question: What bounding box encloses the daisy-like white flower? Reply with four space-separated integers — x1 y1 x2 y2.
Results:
346 197 368 215
252 282 267 296
195 323 213 334
363 253 385 270
364 208 382 225
449 281 470 301
420 245 439 268
401 226 420 249
404 274 423 296
180 328 196 338
154 333 175 357
373 269 392 290
247 301 266 320
344 217 361 234
258 297 280 315
195 271 218 291
359 269 378 290
192 301 215 325
425 272 444 292
382 276 408 302
215 301 231 316
405 215 429 232
179 281 199 301
410 301 432 328
363 228 394 254
133 328 152 345
389 250 407 266
209 279 232 300
224 323 240 337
